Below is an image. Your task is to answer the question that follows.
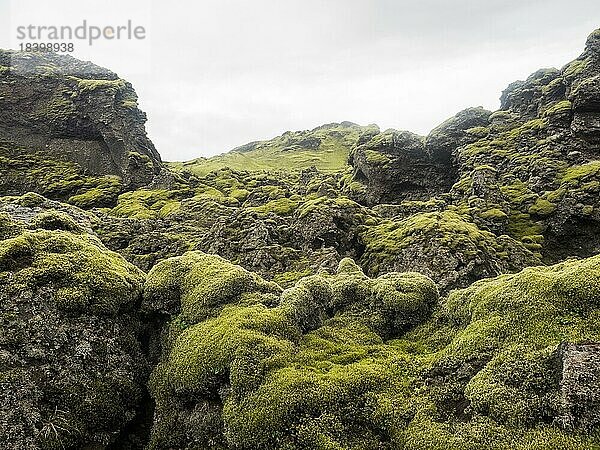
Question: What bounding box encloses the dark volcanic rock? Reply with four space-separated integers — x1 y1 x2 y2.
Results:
348 130 456 205
570 75 600 143
0 50 161 190
0 194 148 449
425 107 492 165
500 68 564 119
557 342 600 432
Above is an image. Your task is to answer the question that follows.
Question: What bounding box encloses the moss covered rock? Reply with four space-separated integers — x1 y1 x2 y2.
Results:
0 50 161 190
144 250 600 449
145 255 438 449
360 211 541 293
0 199 147 449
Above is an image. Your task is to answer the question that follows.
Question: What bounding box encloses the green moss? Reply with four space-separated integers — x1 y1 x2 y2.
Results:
0 229 144 315
0 222 146 448
361 211 519 272
543 100 572 117
0 145 125 208
143 251 282 324
146 251 600 449
250 197 299 216
364 149 390 166
230 188 250 202
67 176 122 208
147 256 439 449
546 188 567 203
528 198 556 216
111 189 181 220
465 126 490 138
507 213 544 240
75 77 127 95
272 269 313 288
489 110 514 121
520 118 546 132
0 212 23 240
561 161 600 184
28 210 83 233
128 151 153 170
18 192 46 208
36 89 77 122
499 181 535 207
479 208 508 220
563 58 590 79
167 123 376 176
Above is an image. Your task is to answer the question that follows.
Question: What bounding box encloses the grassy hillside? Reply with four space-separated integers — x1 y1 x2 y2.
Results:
168 122 379 176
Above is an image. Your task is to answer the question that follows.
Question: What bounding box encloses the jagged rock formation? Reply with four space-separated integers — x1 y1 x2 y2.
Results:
347 107 491 206
348 129 455 205
0 50 161 200
1 28 600 450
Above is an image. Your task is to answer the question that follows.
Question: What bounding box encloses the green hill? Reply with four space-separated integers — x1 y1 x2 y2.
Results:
168 122 379 176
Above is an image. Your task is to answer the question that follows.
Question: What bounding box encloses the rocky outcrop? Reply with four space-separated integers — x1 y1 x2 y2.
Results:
348 130 456 205
0 50 161 191
557 342 600 432
0 194 148 449
346 108 490 207
360 210 541 293
425 107 492 164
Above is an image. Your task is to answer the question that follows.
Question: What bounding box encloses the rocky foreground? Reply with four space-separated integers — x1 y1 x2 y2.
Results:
1 30 600 449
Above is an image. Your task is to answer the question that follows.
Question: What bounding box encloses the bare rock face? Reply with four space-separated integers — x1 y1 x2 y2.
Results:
557 342 600 432
349 130 455 205
425 107 492 164
0 50 161 190
346 108 490 207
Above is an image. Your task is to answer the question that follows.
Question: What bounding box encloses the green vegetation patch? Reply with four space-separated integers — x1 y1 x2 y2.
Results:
145 251 600 449
146 256 439 448
168 123 378 176
0 228 144 316
111 189 182 220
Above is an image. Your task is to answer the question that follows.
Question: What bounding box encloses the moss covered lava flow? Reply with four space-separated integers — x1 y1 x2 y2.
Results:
2 27 600 450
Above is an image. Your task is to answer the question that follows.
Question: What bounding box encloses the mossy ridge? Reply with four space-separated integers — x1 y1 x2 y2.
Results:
451 108 588 253
398 254 600 448
143 251 282 324
359 210 539 284
168 123 379 176
0 229 144 315
71 77 127 95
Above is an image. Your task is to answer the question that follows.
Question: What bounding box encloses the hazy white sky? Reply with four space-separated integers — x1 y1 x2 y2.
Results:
1 0 599 161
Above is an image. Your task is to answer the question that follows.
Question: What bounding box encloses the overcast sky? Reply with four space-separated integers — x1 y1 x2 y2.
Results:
1 0 599 161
